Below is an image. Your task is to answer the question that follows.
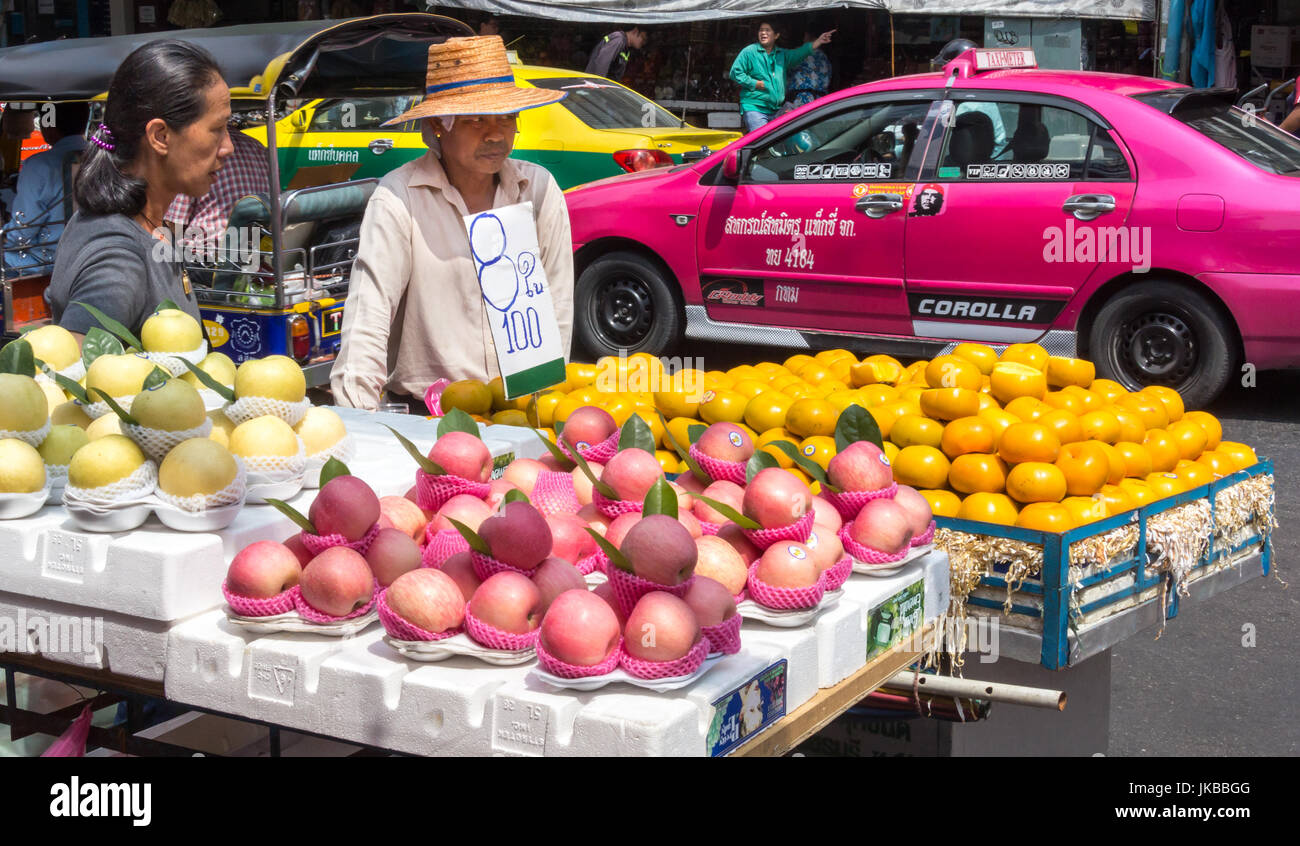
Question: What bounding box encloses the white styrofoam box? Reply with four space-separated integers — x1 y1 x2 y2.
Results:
0 589 184 682
840 551 950 633
814 593 871 690
738 617 819 712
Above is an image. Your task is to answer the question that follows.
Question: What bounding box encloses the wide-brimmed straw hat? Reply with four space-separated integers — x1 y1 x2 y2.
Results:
384 36 566 126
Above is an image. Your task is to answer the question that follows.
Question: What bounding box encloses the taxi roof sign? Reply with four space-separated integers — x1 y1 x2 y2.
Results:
973 48 1038 70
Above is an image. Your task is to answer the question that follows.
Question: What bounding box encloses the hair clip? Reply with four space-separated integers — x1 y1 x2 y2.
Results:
90 125 115 152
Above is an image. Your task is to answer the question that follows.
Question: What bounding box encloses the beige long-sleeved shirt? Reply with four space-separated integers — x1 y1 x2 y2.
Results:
331 150 573 410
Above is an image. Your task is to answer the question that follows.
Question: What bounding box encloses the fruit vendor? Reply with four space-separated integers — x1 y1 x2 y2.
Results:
45 40 227 338
331 36 575 412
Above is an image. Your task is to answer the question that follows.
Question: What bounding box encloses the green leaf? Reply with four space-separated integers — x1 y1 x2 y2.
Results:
553 418 564 436
657 411 709 483
88 388 138 426
533 429 576 470
0 338 34 376
436 407 481 439
178 357 237 402
318 457 351 488
642 476 678 519
141 366 170 392
569 442 618 500
446 517 491 556
382 424 444 475
770 440 839 493
695 494 761 530
618 414 657 455
745 450 779 485
80 326 125 370
585 527 633 574
687 424 706 443
154 299 180 314
834 405 884 452
73 301 144 351
53 373 89 405
502 488 531 506
264 498 317 535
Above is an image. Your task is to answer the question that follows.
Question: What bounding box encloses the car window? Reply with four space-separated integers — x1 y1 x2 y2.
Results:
744 100 932 184
936 101 1123 181
307 98 420 132
1133 95 1300 177
526 77 683 129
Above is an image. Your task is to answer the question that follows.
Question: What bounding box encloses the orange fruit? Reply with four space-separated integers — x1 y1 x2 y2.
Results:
731 378 769 400
1182 411 1222 450
703 371 735 391
1217 441 1258 471
859 355 906 385
1096 484 1134 515
957 492 1020 526
882 441 900 465
989 361 1048 404
825 390 868 416
999 343 1049 371
1078 409 1121 444
997 422 1061 464
784 354 815 372
920 489 962 518
757 442 796 470
902 360 929 383
1175 461 1214 490
1061 385 1104 412
1038 409 1083 444
1045 356 1095 389
798 436 837 472
1110 408 1147 443
1042 390 1086 415
815 348 855 366
698 389 748 425
891 414 946 449
1118 478 1158 505
919 387 980 421
1094 441 1127 485
726 364 760 382
978 407 1021 444
552 393 596 425
1090 379 1128 403
743 392 793 434
948 453 1009 494
1196 450 1236 478
1167 419 1209 461
892 445 951 489
1116 393 1169 431
1141 385 1185 423
798 362 835 386
1114 441 1153 478
440 379 493 415
898 385 927 406
1062 496 1108 525
1143 429 1180 472
1015 502 1075 533
924 356 982 391
655 449 683 474
858 384 899 407
953 343 999 375
533 391 566 428
869 400 918 440
785 397 837 438
940 416 997 458
976 392 998 411
1006 462 1068 504
1004 396 1048 422
1055 441 1110 497
1145 472 1187 498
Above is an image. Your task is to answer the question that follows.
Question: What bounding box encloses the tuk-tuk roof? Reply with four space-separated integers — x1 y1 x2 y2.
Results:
0 13 472 102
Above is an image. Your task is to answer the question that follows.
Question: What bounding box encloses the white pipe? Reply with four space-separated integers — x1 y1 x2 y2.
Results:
882 671 1067 711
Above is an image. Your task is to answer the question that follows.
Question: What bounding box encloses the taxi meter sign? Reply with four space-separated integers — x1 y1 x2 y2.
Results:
973 49 1038 70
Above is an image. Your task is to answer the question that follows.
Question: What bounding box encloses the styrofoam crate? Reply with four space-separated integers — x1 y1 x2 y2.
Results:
812 595 870 689
738 618 819 711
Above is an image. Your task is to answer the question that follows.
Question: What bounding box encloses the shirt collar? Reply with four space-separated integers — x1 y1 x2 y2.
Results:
409 149 530 206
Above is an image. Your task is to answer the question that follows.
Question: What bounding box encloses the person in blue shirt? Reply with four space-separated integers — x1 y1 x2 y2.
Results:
785 28 833 112
730 22 835 134
2 102 88 276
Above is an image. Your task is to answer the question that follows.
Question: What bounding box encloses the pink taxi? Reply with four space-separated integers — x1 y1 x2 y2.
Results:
565 48 1300 407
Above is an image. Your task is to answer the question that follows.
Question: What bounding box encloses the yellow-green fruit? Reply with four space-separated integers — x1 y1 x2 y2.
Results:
294 407 346 455
51 401 92 429
37 424 89 466
208 410 236 448
130 379 206 431
85 414 124 441
40 380 69 416
229 415 299 458
0 373 49 431
22 324 81 370
85 354 157 400
67 434 146 490
0 438 46 492
234 355 306 403
181 351 236 389
158 438 238 498
140 308 203 353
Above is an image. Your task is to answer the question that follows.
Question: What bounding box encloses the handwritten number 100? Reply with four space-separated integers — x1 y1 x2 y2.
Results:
502 307 543 353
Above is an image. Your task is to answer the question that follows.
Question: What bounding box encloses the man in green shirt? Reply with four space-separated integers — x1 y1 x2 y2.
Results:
730 22 835 133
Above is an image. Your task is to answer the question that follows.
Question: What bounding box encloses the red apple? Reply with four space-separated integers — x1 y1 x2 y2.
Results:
429 431 492 482
485 479 515 510
694 480 745 524
893 484 934 538
378 495 428 540
572 462 602 506
693 535 748 596
227 541 302 598
755 542 819 588
742 467 813 529
365 527 422 587
430 494 493 534
624 592 701 662
591 581 628 629
809 495 843 533
501 458 547 496
308 475 381 541
531 557 587 616
439 551 481 603
683 576 738 627
828 441 894 492
299 547 374 616
677 509 703 539
477 500 552 570
716 523 760 565
849 498 913 554
546 513 597 563
560 406 617 452
621 514 697 586
604 511 641 548
468 571 542 634
539 589 622 666
282 533 313 568
577 502 611 535
386 568 465 633
601 448 664 502
806 522 845 574
695 422 755 463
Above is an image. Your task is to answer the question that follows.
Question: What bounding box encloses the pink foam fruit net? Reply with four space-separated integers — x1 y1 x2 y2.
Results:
607 565 695 618
377 589 463 641
464 608 540 651
700 612 743 656
532 470 581 516
591 488 644 519
470 550 539 582
536 636 624 679
820 555 853 592
741 509 814 551
223 581 296 618
423 378 451 416
745 559 826 610
558 430 620 465
837 525 909 566
300 521 382 558
822 483 899 521
293 581 378 624
911 520 936 547
619 635 708 680
422 527 470 568
688 444 748 485
415 469 491 513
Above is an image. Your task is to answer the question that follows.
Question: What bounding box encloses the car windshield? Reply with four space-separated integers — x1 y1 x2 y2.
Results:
1134 91 1300 176
527 77 684 129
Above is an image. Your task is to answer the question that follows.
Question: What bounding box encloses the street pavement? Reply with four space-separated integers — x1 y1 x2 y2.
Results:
676 342 1297 756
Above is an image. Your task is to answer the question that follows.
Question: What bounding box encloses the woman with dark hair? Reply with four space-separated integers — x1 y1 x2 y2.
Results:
46 39 233 338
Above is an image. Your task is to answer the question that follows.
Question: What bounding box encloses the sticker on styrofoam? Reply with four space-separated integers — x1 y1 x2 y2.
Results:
708 660 788 756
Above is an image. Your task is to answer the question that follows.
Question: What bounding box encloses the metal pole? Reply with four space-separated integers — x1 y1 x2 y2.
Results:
882 670 1067 711
682 45 691 124
266 89 284 307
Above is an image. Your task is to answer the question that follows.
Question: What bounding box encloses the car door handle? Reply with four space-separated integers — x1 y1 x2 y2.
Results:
855 193 904 218
368 138 394 154
1063 194 1116 221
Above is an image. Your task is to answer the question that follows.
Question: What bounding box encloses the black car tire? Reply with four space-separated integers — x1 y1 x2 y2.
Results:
1088 280 1236 409
575 251 683 358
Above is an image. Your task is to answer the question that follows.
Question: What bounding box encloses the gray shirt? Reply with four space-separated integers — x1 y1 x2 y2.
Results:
45 210 200 336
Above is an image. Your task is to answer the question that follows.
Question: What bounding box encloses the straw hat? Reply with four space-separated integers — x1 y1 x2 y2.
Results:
384 36 566 125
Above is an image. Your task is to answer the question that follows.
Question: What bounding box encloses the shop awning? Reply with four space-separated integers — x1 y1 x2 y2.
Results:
429 0 1155 24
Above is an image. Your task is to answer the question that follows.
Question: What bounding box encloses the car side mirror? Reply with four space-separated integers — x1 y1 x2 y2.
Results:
289 111 309 131
722 150 741 181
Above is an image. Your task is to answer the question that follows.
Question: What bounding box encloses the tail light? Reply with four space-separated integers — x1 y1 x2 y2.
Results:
613 149 673 173
290 315 311 362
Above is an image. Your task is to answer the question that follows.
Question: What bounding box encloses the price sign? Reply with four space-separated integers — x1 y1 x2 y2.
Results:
464 202 566 399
